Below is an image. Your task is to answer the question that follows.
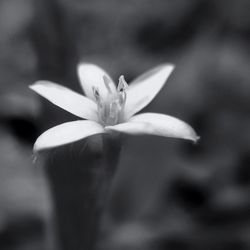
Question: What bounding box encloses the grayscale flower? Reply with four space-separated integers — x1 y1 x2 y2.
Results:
30 63 199 151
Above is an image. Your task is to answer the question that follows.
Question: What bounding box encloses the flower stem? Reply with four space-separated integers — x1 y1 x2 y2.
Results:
45 134 121 250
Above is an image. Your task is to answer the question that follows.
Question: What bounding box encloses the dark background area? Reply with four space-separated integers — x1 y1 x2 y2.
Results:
1 0 250 249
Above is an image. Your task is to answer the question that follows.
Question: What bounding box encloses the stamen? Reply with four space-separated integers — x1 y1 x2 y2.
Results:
103 75 113 93
118 75 128 92
118 91 126 106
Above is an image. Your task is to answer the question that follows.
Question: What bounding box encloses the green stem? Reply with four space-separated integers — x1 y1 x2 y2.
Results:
45 134 121 250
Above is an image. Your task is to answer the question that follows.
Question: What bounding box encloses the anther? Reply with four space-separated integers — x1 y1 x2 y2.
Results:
92 86 100 102
118 75 128 92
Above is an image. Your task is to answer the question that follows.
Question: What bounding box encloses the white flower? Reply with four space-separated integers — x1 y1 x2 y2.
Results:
30 63 199 152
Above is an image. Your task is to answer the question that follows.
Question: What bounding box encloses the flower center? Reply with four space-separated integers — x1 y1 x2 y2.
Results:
93 75 128 126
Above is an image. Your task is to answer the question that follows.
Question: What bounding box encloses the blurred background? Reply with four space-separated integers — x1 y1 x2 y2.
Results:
1 0 250 249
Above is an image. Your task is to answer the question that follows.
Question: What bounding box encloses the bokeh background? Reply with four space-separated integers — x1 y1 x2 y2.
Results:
1 0 250 249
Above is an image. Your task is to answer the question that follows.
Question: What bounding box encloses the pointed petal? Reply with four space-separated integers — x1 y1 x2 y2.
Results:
124 64 175 119
30 81 98 121
77 63 116 100
34 120 105 151
106 113 199 142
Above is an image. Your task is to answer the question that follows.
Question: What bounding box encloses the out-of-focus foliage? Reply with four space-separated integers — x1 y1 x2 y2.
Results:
1 0 250 249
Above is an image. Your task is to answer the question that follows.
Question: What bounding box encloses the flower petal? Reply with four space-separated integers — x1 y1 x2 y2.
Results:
34 120 105 152
30 81 98 121
77 63 116 100
124 64 175 119
106 113 199 142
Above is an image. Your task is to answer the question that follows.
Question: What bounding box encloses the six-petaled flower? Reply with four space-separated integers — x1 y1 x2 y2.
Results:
30 63 199 152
